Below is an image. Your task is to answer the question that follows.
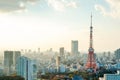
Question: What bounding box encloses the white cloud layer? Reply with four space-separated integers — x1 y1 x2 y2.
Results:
95 0 120 18
0 0 79 13
47 0 78 12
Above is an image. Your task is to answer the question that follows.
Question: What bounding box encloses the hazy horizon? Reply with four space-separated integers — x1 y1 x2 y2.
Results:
0 0 120 52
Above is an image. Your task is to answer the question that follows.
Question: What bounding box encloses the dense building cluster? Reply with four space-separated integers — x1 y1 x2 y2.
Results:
0 46 120 80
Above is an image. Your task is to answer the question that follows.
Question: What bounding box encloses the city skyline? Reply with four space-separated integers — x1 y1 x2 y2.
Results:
0 0 120 52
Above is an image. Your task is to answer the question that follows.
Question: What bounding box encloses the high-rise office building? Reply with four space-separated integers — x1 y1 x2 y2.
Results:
56 56 60 72
4 51 13 75
28 49 32 53
13 51 21 66
16 56 30 80
71 40 79 55
59 47 64 57
115 48 120 61
38 48 40 53
16 56 37 80
13 51 21 72
4 51 21 75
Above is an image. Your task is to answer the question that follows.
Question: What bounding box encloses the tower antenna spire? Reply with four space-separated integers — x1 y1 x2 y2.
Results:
91 13 92 27
90 13 93 48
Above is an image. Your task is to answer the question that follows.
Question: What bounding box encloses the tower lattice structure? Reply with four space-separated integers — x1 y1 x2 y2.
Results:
85 15 97 69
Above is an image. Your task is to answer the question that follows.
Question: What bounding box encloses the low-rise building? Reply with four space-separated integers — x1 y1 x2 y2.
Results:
99 70 120 80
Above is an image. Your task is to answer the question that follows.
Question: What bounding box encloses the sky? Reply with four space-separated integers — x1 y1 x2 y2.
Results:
0 0 120 52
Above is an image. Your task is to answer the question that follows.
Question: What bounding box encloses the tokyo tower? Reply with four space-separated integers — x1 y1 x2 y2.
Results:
85 15 97 70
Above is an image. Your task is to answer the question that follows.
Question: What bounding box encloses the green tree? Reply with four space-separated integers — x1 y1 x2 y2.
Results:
0 76 24 80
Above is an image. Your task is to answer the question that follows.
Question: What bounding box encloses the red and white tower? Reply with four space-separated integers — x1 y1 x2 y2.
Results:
85 15 97 70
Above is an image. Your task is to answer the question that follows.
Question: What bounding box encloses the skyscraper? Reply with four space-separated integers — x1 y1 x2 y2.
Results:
71 40 79 55
16 56 37 80
56 56 60 72
4 51 21 75
115 48 120 61
4 51 13 75
13 51 21 71
13 51 21 66
16 56 29 80
38 48 40 53
59 47 64 57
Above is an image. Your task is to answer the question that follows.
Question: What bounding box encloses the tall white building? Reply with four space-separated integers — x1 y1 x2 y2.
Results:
16 56 37 80
4 50 21 75
14 51 21 65
59 47 64 58
71 40 79 55
4 51 13 75
115 48 120 61
13 51 21 71
56 56 60 72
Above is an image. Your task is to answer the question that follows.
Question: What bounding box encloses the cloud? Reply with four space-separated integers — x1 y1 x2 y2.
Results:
0 0 40 13
0 0 79 13
95 0 120 18
47 0 65 12
0 0 26 12
47 0 79 12
67 2 77 8
95 4 109 16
